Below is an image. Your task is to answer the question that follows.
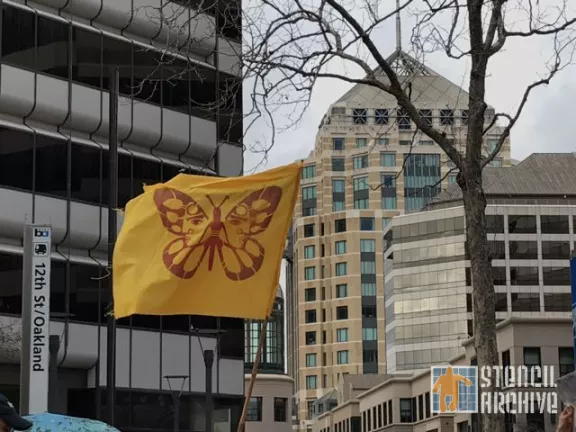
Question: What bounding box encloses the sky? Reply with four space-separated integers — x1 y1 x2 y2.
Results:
242 0 576 173
240 0 576 291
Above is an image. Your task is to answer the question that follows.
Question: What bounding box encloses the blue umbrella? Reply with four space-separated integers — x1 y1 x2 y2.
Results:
23 413 120 432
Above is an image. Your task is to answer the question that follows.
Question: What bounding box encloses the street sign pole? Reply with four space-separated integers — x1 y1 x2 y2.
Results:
20 225 52 415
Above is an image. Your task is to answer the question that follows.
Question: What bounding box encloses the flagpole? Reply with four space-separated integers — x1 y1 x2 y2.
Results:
236 318 269 432
106 66 119 425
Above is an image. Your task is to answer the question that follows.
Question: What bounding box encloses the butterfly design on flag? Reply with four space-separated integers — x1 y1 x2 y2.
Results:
153 186 283 280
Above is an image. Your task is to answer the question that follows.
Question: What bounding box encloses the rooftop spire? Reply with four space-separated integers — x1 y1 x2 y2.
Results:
396 0 402 51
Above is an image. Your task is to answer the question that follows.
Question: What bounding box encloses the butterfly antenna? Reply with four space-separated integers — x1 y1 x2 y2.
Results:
219 196 229 207
207 195 217 208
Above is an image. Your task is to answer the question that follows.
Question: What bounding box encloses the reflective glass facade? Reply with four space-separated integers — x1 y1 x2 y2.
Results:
384 206 574 374
245 292 285 374
403 154 441 211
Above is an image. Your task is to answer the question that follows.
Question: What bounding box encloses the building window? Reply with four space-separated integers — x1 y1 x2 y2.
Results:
247 397 263 421
353 176 369 191
304 224 315 237
335 240 347 255
306 353 317 367
542 267 570 285
425 392 430 418
382 197 397 209
361 282 376 296
403 153 441 211
380 153 396 167
511 293 540 312
461 110 469 125
335 262 347 276
400 398 413 422
541 215 570 234
397 107 411 129
304 266 316 280
305 310 317 323
375 109 389 125
356 137 367 147
331 157 345 172
302 165 316 179
361 261 376 274
419 109 433 126
274 398 287 422
332 179 345 193
559 348 575 376
306 375 317 389
335 219 347 233
353 155 369 169
378 138 389 146
304 245 315 259
306 400 315 420
353 109 367 125
355 198 369 209
362 328 377 340
305 331 316 345
382 218 391 229
487 139 498 153
448 174 457 184
337 350 349 364
336 306 348 320
336 328 349 342
418 394 424 421
440 109 454 125
333 138 345 150
304 288 316 302
333 201 345 212
302 185 317 200
524 347 541 369
544 293 571 312
360 217 375 231
336 284 348 298
360 239 376 252
542 241 571 260
508 215 537 233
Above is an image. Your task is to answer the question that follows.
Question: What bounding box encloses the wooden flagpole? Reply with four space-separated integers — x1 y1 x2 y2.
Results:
236 317 269 432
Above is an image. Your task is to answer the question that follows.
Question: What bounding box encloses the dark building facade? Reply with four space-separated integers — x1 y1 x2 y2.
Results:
0 0 244 431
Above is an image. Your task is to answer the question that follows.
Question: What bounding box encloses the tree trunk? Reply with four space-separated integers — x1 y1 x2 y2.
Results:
461 176 505 432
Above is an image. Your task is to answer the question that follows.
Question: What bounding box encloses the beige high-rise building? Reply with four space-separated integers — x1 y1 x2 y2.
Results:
285 48 511 430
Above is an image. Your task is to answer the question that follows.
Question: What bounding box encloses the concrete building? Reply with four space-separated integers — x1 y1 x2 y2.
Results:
384 153 576 374
0 0 244 429
244 286 294 432
312 317 574 432
285 46 512 427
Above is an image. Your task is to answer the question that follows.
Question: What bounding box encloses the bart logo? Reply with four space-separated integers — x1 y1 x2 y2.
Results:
431 366 478 413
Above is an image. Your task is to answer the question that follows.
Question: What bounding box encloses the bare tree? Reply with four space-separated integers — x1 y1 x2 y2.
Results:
236 1 576 432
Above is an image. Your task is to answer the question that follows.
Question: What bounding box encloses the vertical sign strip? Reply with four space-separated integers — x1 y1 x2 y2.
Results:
570 253 576 369
20 224 52 415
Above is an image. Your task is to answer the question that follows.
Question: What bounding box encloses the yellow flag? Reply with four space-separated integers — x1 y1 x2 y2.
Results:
113 162 302 320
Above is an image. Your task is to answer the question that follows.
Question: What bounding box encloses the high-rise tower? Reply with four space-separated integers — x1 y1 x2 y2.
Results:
285 17 512 428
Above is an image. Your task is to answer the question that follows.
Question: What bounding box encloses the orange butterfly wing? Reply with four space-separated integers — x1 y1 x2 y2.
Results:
153 188 212 279
219 186 283 281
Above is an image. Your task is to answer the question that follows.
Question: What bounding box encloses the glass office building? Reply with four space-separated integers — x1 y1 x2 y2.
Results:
0 0 244 430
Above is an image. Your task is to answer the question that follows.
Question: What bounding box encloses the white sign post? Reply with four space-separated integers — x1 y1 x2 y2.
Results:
20 225 52 415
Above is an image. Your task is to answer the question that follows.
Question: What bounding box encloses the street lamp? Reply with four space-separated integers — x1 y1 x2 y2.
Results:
191 326 227 432
164 375 189 432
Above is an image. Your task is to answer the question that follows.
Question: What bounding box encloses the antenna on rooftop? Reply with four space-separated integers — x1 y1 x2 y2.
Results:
396 0 402 52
